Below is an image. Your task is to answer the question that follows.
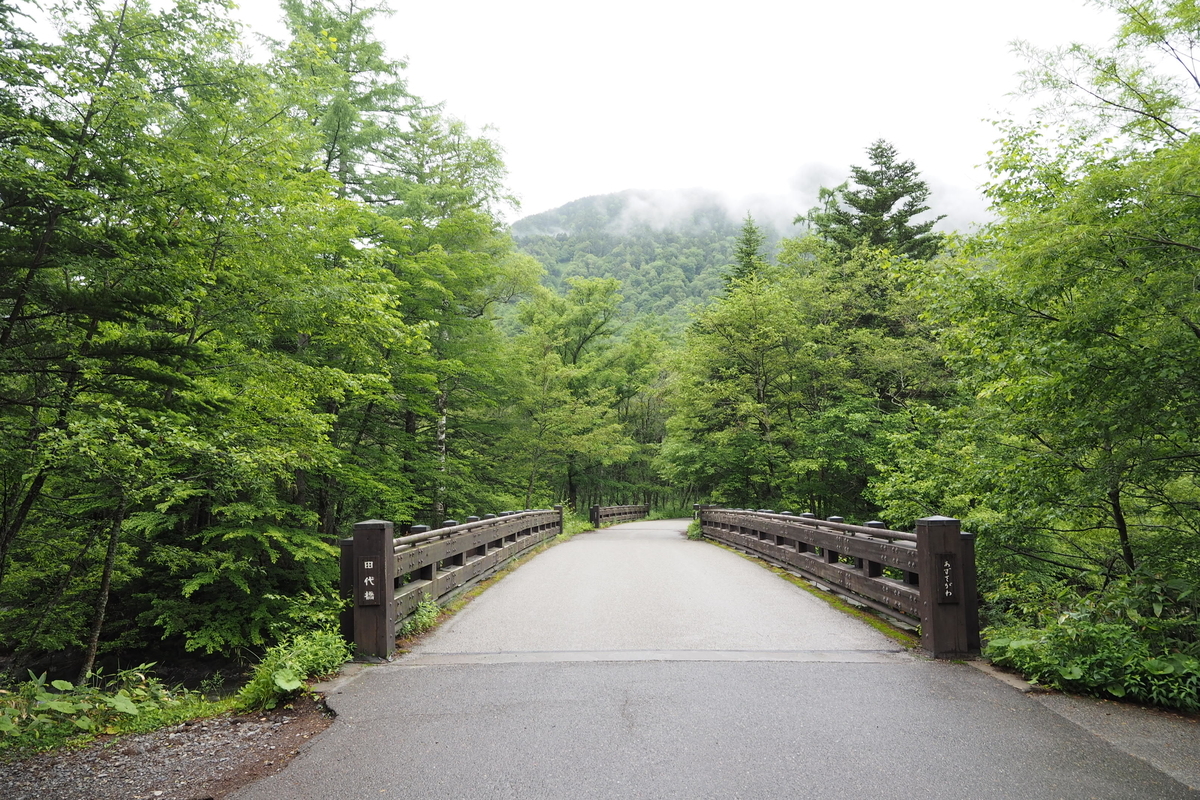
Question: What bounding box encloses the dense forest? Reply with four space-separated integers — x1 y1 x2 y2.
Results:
0 0 673 679
2 0 1198 710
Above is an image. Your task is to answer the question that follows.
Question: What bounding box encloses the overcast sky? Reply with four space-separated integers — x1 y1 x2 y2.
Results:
233 0 1119 232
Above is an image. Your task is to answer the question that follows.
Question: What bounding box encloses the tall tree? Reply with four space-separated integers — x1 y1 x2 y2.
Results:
0 0 426 664
801 139 945 261
509 278 635 510
660 233 944 517
724 213 768 288
275 0 533 528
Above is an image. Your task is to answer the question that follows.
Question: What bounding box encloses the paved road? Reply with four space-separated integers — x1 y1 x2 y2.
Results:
235 519 1199 799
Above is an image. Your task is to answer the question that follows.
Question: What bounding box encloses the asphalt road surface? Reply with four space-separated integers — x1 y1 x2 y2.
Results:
234 518 1199 799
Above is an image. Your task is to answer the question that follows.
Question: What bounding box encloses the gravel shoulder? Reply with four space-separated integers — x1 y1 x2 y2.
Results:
0 694 332 800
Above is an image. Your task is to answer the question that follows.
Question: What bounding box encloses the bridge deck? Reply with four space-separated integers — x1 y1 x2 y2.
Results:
410 518 903 658
234 519 1200 800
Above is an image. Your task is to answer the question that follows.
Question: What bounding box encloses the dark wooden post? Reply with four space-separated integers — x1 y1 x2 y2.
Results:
825 516 844 563
861 521 885 577
352 519 396 660
590 505 600 527
916 516 978 658
554 504 564 535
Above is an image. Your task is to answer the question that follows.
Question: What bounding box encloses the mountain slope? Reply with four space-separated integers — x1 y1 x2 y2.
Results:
512 190 780 323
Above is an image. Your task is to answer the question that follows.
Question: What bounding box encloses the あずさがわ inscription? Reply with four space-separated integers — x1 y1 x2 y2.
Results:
936 552 958 604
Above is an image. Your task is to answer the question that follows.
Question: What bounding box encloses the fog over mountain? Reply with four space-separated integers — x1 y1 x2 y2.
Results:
511 174 989 240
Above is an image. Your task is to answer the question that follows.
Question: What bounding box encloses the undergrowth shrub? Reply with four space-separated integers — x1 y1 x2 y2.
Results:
648 505 694 520
398 595 440 638
686 519 704 540
235 628 351 712
0 664 224 751
561 512 595 538
983 571 1200 711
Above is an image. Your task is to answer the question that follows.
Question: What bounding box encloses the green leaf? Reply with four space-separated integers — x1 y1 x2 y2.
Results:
1058 665 1084 680
42 700 79 713
272 668 303 692
1144 658 1175 676
106 692 140 715
51 680 74 691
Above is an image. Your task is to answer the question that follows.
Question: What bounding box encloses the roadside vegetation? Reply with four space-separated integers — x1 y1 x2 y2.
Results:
1 627 350 753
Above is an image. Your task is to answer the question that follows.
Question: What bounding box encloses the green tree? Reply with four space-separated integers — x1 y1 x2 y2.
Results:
275 0 534 528
0 0 427 665
660 237 944 516
870 0 1200 588
509 278 637 509
801 139 945 261
724 213 769 288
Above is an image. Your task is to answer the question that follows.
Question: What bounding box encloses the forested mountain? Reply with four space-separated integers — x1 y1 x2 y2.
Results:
512 191 783 323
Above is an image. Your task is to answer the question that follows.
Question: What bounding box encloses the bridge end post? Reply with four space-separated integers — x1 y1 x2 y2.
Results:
554 504 564 536
916 516 979 659
352 519 397 660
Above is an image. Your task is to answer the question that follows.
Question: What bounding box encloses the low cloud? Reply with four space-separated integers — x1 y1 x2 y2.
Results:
512 165 992 240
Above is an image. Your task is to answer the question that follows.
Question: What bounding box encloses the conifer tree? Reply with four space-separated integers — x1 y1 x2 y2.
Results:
801 140 944 260
724 213 768 288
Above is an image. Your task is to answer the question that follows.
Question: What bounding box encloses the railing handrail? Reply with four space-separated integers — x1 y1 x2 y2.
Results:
393 509 557 548
710 509 918 542
590 503 650 527
697 506 979 659
343 506 565 658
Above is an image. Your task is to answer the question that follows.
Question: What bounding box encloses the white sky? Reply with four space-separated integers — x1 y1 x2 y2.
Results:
233 0 1119 232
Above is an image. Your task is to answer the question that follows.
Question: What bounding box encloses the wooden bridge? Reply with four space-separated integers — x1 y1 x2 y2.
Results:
341 504 978 660
240 516 1198 800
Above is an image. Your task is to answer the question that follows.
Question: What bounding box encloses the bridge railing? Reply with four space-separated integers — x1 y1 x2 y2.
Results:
590 504 650 527
340 506 564 658
696 507 980 658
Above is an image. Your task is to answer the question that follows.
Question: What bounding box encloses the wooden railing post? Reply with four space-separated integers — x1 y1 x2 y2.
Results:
916 516 978 658
352 519 396 660
554 504 564 535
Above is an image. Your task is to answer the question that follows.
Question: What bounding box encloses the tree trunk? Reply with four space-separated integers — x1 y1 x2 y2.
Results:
434 386 448 524
78 495 127 684
1108 487 1137 573
0 317 101 589
566 462 577 512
